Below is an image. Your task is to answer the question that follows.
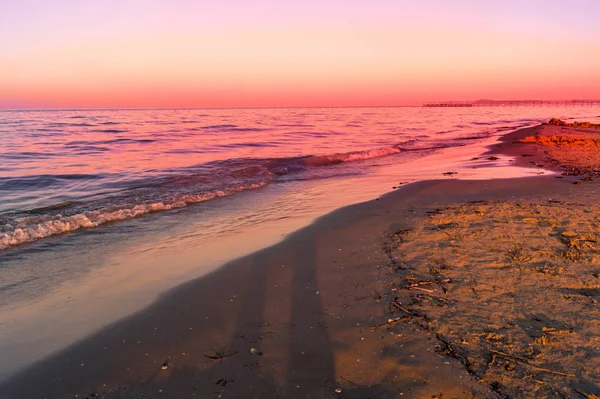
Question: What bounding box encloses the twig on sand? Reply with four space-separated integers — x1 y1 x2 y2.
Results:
388 301 430 325
489 349 529 362
574 388 600 399
521 363 575 378
406 278 452 294
490 350 575 378
409 286 434 293
369 317 405 331
436 333 473 373
390 301 413 315
407 278 451 286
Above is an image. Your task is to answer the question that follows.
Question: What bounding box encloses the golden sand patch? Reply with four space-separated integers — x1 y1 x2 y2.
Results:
515 120 600 181
383 200 600 398
545 118 600 129
520 135 600 148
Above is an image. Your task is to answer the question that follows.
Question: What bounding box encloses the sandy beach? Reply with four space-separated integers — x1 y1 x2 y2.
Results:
2 121 600 399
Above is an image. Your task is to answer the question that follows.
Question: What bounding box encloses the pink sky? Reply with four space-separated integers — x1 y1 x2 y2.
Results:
1 1 599 108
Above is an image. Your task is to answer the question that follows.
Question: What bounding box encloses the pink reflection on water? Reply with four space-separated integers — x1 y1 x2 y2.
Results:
6 106 598 178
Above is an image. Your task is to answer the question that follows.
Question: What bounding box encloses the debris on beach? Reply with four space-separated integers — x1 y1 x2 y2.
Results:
215 378 232 387
249 348 263 356
204 350 237 361
514 119 600 182
381 199 600 398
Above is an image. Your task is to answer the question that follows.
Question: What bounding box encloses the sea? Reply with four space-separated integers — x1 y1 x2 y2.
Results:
1 106 599 380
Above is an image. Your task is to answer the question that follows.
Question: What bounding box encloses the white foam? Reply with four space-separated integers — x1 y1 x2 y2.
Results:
0 182 266 251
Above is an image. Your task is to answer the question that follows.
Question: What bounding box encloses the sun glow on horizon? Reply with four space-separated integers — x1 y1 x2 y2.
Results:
1 0 599 108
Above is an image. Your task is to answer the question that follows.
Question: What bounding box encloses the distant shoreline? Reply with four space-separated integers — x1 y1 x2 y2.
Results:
424 99 600 107
2 100 600 111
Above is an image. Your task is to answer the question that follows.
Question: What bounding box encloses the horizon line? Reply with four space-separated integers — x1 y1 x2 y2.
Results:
2 99 600 112
1 105 424 112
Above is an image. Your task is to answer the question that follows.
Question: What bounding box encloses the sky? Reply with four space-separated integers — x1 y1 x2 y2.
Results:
1 0 599 108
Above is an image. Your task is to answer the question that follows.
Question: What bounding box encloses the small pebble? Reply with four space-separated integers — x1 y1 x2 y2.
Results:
250 348 263 356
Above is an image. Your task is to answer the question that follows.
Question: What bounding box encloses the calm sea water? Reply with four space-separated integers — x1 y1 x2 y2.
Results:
2 106 598 251
1 106 600 381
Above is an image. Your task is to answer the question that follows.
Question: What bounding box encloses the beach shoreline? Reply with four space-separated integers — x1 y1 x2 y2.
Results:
2 122 600 398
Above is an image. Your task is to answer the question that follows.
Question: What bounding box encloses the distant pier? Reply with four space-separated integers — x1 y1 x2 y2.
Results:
423 100 600 107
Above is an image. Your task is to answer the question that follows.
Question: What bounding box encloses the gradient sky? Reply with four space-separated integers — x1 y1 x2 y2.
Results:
1 0 599 108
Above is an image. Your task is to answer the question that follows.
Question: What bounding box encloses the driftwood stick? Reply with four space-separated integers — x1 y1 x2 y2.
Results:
390 301 413 315
489 349 529 362
490 350 575 378
413 279 451 286
521 363 575 378
409 286 434 293
574 388 600 399
521 362 576 378
370 317 405 331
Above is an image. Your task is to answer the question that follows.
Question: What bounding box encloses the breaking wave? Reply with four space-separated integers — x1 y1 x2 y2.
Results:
0 144 408 250
0 182 266 250
300 146 402 166
0 137 415 251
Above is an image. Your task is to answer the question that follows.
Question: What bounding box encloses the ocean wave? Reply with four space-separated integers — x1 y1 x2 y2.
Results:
97 138 156 145
202 124 238 129
28 201 76 214
91 129 128 133
0 181 266 250
3 107 598 253
301 146 402 166
0 174 104 191
0 151 58 160
49 122 95 127
0 142 409 251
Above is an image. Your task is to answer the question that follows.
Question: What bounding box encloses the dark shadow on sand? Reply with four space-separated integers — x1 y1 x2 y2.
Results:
0 205 402 399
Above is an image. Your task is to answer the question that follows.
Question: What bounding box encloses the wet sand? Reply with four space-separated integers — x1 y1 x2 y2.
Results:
2 122 600 398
